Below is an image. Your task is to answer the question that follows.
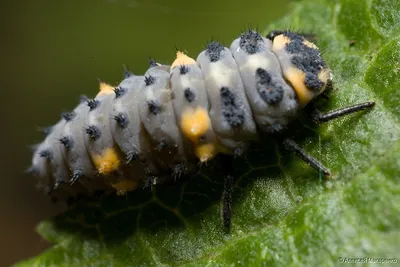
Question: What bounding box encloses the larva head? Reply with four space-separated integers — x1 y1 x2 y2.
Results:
267 30 332 107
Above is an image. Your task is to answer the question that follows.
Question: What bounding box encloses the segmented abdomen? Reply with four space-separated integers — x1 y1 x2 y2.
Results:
29 30 331 200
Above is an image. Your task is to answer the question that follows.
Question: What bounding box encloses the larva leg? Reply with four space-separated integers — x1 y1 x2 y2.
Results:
219 154 234 231
309 102 375 123
284 102 374 174
282 138 330 176
222 175 234 231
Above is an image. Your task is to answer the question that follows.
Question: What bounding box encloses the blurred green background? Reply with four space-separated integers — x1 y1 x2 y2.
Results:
0 0 289 265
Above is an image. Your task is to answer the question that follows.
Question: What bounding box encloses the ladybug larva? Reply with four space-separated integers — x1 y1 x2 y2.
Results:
28 29 374 229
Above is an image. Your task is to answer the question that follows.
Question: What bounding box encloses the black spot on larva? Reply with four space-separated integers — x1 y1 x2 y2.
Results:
184 88 196 103
255 68 284 105
305 72 324 91
240 29 263 54
39 149 52 159
147 100 161 115
149 58 158 68
144 75 155 86
87 99 100 111
206 41 224 62
283 31 305 42
283 31 326 84
114 112 129 129
291 53 325 75
62 111 76 122
114 86 126 98
256 68 272 83
220 87 245 127
179 65 189 75
85 125 101 141
59 136 74 149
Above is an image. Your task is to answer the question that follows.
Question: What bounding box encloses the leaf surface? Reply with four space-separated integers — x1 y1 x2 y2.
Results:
17 0 400 266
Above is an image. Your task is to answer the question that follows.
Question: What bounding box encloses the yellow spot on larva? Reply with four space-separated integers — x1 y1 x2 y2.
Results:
195 143 217 162
272 34 291 50
111 180 137 195
303 39 318 49
285 67 313 107
180 107 211 143
92 147 120 175
97 82 114 96
171 51 196 69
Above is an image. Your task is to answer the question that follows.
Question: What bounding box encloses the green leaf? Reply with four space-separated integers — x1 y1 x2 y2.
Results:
17 0 400 266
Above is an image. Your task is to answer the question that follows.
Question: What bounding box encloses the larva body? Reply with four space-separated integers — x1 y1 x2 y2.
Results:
29 30 332 201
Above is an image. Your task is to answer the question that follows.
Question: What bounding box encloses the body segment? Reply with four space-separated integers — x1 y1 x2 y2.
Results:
230 31 299 133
